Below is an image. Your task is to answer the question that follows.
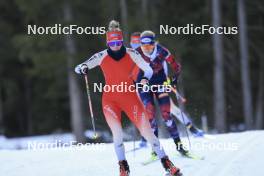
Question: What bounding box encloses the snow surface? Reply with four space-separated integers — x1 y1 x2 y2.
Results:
0 131 263 176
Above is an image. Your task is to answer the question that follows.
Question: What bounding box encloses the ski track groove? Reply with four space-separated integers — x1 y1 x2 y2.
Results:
214 132 263 176
189 132 258 176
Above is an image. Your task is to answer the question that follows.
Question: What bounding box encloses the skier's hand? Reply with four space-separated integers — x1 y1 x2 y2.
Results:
140 77 149 85
80 64 88 75
139 77 150 93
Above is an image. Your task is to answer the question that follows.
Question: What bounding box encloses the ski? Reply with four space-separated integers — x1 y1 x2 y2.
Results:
142 151 204 166
176 152 205 160
164 172 183 176
126 146 143 153
145 173 182 176
141 155 159 165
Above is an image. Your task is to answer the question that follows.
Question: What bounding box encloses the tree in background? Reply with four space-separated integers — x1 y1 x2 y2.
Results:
120 0 129 45
0 0 263 138
212 0 226 132
63 1 85 143
0 86 3 134
238 0 254 130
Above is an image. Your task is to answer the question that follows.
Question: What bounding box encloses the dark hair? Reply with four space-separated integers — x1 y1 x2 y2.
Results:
141 30 155 38
131 32 141 37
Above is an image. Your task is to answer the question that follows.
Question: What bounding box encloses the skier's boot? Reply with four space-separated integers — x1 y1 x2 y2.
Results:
186 123 204 137
161 156 182 176
174 137 189 156
118 160 130 176
150 151 158 160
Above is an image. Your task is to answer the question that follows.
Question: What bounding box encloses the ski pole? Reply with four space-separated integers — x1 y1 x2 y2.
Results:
173 85 192 150
84 74 98 139
133 126 136 158
164 78 187 104
170 86 187 104
179 104 192 150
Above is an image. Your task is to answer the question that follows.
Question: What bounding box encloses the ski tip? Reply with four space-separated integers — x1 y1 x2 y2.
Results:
190 154 205 160
177 152 205 160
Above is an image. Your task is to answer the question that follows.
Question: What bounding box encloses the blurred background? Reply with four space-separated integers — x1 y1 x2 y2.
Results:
0 0 263 147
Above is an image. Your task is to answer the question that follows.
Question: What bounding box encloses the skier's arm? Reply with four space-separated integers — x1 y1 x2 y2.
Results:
127 49 153 80
75 50 106 74
164 50 181 77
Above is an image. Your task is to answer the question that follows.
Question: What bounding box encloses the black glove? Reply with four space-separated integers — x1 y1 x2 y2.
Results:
80 64 88 75
171 75 178 86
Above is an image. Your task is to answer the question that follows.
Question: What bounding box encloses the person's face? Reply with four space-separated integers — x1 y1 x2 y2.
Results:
130 36 141 49
130 43 141 49
141 44 155 55
108 41 123 51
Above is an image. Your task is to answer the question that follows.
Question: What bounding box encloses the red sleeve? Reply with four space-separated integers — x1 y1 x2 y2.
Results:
165 54 181 76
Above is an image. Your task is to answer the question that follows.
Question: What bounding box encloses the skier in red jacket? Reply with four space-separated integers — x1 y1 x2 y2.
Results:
75 20 182 176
